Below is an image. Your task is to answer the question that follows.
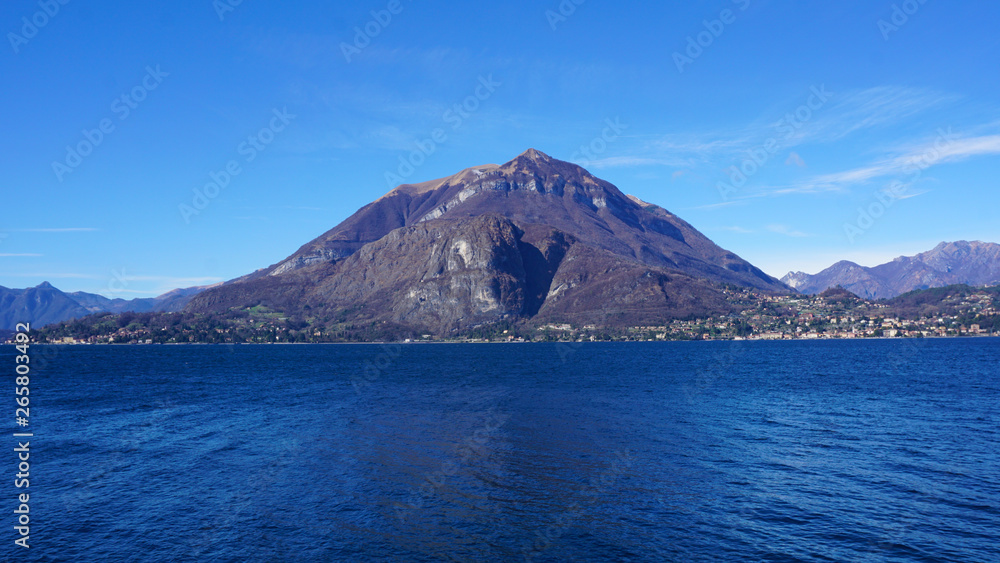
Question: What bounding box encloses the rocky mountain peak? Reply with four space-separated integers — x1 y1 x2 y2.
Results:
516 148 552 162
496 148 604 188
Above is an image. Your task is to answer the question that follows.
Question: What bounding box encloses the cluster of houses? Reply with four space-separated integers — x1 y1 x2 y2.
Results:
535 288 998 342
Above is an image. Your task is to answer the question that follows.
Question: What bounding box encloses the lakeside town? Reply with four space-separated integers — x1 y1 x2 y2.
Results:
536 285 1000 343
19 284 1000 345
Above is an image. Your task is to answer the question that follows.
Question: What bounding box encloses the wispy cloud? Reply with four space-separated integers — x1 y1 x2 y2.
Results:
689 200 751 211
766 224 813 238
89 289 166 296
10 228 99 232
625 86 955 173
715 226 755 234
650 135 758 155
121 275 224 285
583 156 692 169
0 253 43 257
5 273 102 279
364 124 419 151
780 132 1000 194
781 86 956 146
894 188 931 200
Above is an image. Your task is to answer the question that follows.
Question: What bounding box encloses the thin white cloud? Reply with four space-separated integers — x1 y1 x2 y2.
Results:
689 200 751 211
120 276 224 285
0 253 42 257
767 224 813 238
90 289 171 296
631 87 951 165
894 189 930 200
364 125 418 151
781 86 956 146
783 133 1000 194
10 228 99 232
650 135 758 155
582 156 692 169
4 273 102 279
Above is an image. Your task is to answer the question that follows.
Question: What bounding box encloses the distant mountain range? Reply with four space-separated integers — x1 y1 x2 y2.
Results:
185 149 787 334
0 282 212 330
782 241 1000 299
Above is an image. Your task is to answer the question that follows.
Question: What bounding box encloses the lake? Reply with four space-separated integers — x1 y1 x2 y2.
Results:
9 339 1000 561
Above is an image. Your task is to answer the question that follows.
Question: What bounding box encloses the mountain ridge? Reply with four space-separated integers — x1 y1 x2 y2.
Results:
0 282 213 330
782 241 1000 299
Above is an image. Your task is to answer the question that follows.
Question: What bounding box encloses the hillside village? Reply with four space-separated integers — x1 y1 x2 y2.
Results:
614 286 997 341
21 284 1000 345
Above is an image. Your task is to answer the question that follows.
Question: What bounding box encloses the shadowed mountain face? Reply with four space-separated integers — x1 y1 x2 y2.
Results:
0 282 91 330
0 283 212 329
187 149 787 333
782 241 1000 299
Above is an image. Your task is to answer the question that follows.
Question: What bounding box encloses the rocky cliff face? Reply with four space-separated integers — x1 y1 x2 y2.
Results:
186 149 781 333
313 215 528 330
782 241 1000 299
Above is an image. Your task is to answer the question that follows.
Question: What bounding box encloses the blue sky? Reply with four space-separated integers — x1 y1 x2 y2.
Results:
2 0 999 296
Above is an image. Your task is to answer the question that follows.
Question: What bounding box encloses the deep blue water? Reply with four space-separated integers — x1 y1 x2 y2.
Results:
5 339 999 562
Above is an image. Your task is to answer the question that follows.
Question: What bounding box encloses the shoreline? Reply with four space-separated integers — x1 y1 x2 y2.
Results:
10 334 998 346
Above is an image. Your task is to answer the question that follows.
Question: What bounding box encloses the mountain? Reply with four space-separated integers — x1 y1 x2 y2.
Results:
0 282 214 330
186 149 787 333
68 286 213 314
0 282 92 330
782 241 1000 299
